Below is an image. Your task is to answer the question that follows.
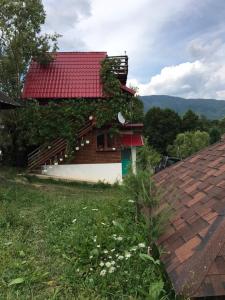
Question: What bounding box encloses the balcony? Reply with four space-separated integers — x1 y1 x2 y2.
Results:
107 55 128 85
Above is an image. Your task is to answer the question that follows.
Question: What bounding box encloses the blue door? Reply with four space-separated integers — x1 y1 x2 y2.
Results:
121 148 131 176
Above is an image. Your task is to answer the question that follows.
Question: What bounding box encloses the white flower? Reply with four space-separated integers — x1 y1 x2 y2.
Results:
89 256 93 259
100 261 104 267
138 243 146 248
117 236 123 241
109 256 112 259
76 268 80 272
118 255 124 260
115 254 119 257
128 199 135 203
111 261 115 265
105 262 111 268
100 269 107 276
125 252 131 259
97 245 100 248
93 236 97 243
109 266 116 273
92 208 98 211
111 249 115 252
72 218 77 223
90 268 93 271
130 246 137 252
82 207 87 210
103 250 108 254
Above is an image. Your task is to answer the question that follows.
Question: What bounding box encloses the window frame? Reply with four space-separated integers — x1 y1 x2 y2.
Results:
96 130 117 152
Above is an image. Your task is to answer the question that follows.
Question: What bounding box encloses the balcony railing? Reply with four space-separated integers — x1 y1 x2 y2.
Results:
107 55 128 85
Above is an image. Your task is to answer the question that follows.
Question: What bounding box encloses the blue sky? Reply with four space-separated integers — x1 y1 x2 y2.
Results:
43 0 225 99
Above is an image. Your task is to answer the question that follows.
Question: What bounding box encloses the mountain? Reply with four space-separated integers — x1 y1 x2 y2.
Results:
141 95 225 120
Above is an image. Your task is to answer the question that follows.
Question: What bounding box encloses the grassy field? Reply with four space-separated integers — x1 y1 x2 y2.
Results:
0 168 172 299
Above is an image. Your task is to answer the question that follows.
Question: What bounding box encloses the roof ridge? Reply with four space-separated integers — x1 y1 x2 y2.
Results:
52 51 107 54
173 215 225 297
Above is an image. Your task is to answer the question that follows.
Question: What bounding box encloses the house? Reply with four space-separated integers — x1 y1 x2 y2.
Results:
154 136 225 299
22 52 144 183
0 91 19 109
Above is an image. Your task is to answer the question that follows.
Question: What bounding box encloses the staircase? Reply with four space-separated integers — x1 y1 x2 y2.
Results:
28 120 94 172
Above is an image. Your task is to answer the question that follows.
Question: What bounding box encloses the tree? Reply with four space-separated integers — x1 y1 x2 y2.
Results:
198 115 212 132
0 0 59 99
209 127 221 144
182 110 200 132
167 131 210 159
144 107 181 154
219 117 225 134
137 140 161 172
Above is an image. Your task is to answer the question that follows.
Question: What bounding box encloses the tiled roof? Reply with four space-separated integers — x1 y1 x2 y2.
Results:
154 136 225 298
22 52 107 99
22 52 134 99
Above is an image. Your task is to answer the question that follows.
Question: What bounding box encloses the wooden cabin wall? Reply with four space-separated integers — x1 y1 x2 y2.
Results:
71 130 121 164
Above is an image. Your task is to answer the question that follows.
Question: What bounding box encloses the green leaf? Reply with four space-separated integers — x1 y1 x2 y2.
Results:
112 220 124 231
8 277 25 286
90 248 99 256
19 250 25 257
139 253 160 265
148 280 164 300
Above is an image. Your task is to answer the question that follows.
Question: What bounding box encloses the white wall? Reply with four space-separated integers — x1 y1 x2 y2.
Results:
42 163 122 184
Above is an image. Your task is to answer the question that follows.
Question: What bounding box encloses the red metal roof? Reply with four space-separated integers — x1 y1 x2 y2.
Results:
121 85 136 95
22 52 134 100
121 134 144 147
22 52 107 99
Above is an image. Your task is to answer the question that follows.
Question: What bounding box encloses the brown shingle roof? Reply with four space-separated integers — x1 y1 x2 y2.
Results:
154 136 225 298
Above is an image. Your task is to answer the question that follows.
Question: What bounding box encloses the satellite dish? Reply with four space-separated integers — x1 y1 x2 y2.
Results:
118 112 126 125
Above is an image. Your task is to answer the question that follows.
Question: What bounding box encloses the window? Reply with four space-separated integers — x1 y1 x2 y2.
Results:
97 133 105 150
107 133 115 148
96 131 116 151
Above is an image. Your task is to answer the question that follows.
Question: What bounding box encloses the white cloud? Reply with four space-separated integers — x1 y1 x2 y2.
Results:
75 0 194 75
42 0 194 70
130 38 225 99
42 0 91 50
41 0 225 99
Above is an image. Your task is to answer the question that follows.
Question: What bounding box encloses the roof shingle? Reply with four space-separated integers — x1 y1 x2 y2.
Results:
154 136 225 298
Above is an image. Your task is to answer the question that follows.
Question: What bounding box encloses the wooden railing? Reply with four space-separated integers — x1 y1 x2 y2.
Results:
28 120 94 171
28 138 67 171
107 55 128 84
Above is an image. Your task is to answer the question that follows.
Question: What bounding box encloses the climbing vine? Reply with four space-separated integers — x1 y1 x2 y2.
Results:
1 58 144 164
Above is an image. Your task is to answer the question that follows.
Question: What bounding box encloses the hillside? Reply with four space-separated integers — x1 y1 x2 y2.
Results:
141 95 225 120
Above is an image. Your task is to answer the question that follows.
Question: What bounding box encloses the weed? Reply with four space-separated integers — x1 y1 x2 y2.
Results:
0 169 174 299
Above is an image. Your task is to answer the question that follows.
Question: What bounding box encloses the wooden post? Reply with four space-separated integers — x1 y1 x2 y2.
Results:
131 146 137 174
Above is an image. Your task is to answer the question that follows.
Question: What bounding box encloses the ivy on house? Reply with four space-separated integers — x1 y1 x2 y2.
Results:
1 58 144 165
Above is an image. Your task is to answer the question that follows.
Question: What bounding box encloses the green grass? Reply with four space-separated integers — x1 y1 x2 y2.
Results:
0 169 172 299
